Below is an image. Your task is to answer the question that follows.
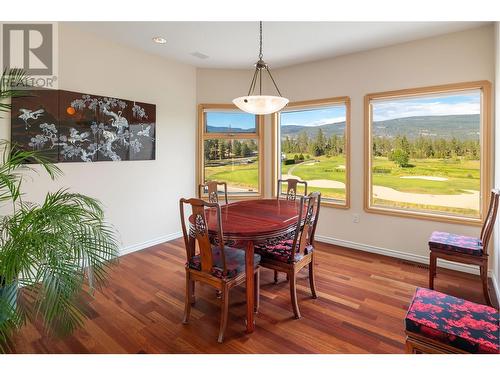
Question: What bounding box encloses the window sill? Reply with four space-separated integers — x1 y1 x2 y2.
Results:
199 194 263 202
321 200 350 209
227 194 263 201
364 205 482 226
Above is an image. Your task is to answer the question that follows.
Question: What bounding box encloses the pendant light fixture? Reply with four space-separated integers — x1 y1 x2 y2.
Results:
233 22 289 115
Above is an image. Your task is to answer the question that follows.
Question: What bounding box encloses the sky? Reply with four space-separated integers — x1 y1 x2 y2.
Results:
280 105 346 127
206 111 256 130
206 91 480 129
372 91 480 121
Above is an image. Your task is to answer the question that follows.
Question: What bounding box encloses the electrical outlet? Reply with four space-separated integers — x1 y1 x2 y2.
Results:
353 214 360 223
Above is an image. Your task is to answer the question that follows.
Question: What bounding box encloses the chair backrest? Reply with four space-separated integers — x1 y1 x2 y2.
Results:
480 189 500 254
198 181 228 205
288 192 321 262
277 178 308 201
179 198 226 274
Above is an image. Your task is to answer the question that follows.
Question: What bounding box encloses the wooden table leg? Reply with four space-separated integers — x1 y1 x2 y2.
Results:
245 240 255 334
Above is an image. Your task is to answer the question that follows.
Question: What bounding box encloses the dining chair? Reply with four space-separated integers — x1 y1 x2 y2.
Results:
198 181 228 204
428 189 500 306
179 198 261 343
277 178 308 201
255 192 321 319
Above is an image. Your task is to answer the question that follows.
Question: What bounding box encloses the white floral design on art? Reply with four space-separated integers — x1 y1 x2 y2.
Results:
25 94 155 162
19 108 45 129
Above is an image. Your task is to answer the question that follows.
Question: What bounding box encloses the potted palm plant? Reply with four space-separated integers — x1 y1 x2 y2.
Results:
0 69 119 352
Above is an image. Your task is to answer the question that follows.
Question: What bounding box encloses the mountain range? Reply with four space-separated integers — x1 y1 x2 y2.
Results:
206 126 255 133
207 114 480 140
280 114 480 140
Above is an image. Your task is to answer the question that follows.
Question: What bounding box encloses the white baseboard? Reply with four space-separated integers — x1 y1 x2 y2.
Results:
315 235 487 276
119 231 182 256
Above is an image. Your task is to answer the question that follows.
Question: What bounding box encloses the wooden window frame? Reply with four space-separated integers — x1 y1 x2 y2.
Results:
364 81 492 226
272 97 351 209
197 103 265 200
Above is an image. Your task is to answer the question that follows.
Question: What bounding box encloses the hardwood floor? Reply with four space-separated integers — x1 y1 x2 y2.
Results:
11 239 498 354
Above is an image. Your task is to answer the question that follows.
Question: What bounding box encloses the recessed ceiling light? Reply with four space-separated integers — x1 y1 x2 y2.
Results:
152 36 167 44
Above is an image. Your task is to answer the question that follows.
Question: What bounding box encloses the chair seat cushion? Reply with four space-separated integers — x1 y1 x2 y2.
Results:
254 239 313 263
429 231 483 256
405 288 499 354
188 246 261 279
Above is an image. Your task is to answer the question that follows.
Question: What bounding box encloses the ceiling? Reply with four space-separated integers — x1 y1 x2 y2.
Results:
67 22 488 69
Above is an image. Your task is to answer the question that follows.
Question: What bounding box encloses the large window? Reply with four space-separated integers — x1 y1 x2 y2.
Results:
365 81 491 224
198 104 263 198
274 97 350 207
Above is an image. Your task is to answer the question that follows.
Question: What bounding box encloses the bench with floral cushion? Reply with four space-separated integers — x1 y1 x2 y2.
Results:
405 288 499 354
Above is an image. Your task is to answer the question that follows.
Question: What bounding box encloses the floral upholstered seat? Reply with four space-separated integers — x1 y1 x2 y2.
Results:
255 239 313 263
405 288 499 354
188 246 261 279
428 231 483 256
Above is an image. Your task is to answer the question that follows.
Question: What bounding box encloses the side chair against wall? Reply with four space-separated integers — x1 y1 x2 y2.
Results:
198 181 228 205
277 178 308 201
273 177 308 283
428 189 500 306
179 198 261 343
255 192 321 319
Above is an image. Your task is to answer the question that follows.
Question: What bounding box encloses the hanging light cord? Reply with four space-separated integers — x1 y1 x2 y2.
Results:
259 21 263 61
246 21 283 98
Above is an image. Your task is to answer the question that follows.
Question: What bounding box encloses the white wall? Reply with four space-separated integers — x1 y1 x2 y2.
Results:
197 25 496 273
0 24 197 253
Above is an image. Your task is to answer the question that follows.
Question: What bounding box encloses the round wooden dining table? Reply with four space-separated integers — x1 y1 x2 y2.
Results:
201 198 303 334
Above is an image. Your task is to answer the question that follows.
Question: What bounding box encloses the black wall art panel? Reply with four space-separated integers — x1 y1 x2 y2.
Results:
128 101 156 161
11 88 60 162
11 89 156 163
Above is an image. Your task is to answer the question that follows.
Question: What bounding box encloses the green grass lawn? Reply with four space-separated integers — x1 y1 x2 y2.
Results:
372 157 479 195
281 154 346 201
284 155 346 183
204 153 481 216
371 156 480 217
205 158 259 191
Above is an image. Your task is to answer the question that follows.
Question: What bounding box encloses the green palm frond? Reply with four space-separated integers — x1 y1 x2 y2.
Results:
0 190 119 351
0 68 29 117
0 141 62 205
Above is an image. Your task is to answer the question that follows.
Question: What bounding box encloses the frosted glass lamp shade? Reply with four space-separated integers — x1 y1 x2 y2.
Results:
232 95 289 115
